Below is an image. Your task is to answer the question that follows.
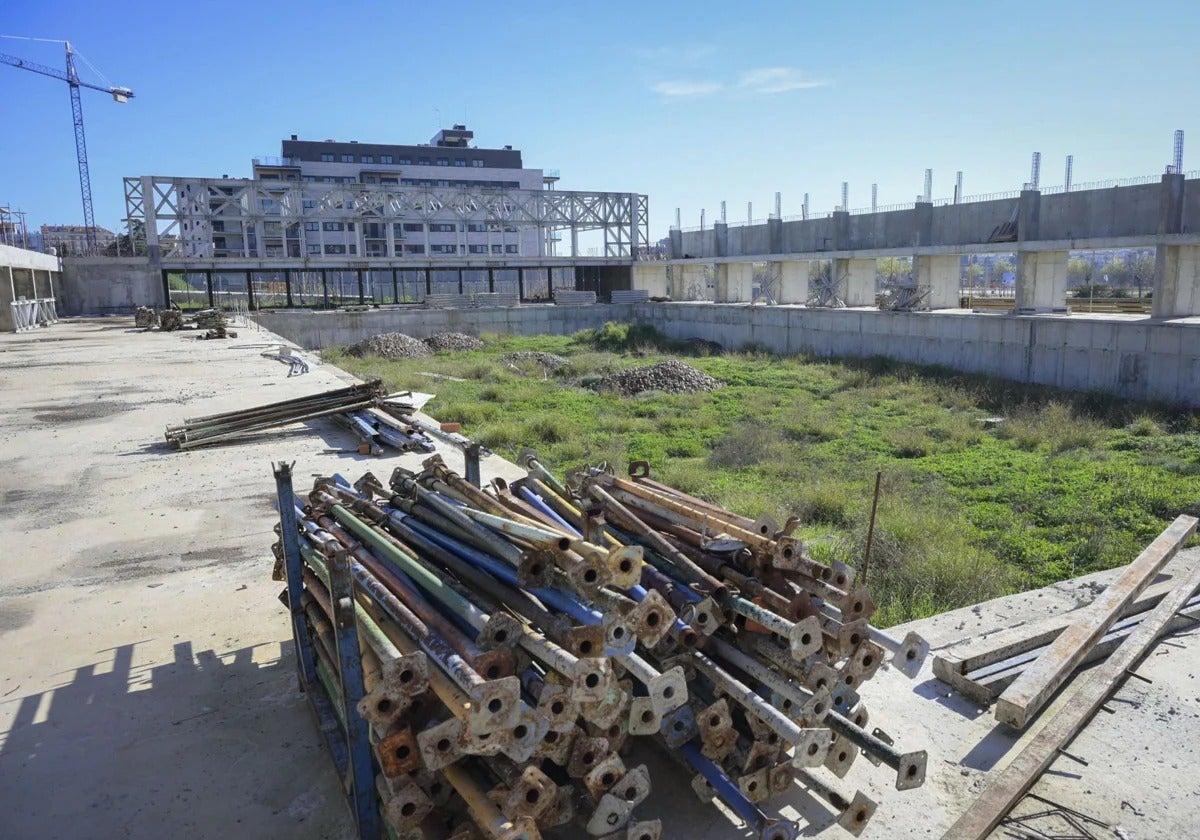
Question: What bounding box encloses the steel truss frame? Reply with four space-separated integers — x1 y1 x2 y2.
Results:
124 176 649 261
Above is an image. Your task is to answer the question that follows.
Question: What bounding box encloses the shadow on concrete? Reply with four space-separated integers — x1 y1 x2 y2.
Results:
0 637 349 839
958 722 1021 772
913 677 991 721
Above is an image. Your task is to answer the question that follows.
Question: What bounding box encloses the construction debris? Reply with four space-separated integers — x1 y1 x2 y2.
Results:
502 350 569 372
593 360 723 396
348 332 432 359
158 309 184 331
134 306 159 328
424 332 486 352
270 451 929 840
261 346 310 376
194 309 237 339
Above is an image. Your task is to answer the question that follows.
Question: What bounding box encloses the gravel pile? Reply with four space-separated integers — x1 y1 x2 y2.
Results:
134 306 159 328
501 351 569 371
424 332 485 352
592 360 723 396
346 332 431 359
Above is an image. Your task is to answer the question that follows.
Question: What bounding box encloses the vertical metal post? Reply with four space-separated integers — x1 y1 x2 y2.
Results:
424 267 432 297
160 270 170 309
321 270 329 309
273 461 316 688
465 443 482 488
458 267 464 295
327 543 379 840
285 269 294 308
487 267 495 293
357 269 365 305
518 268 525 301
205 270 214 309
392 269 398 304
245 271 256 311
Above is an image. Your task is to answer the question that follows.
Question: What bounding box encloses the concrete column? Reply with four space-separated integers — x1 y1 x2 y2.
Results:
914 255 960 309
715 263 753 303
632 264 668 297
668 229 683 259
713 223 728 257
836 258 878 307
1152 245 1200 318
831 211 850 251
767 218 783 254
777 260 810 304
1015 251 1070 313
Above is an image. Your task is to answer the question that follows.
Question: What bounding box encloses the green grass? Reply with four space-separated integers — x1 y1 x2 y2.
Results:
324 325 1200 626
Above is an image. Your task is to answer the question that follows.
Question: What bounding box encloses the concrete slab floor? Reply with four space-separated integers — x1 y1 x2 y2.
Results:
1 317 1196 839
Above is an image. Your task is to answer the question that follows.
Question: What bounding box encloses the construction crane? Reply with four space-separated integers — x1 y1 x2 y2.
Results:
1 39 133 254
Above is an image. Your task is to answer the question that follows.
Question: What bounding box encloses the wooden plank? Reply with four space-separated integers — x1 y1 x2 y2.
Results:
995 515 1197 729
941 552 1200 840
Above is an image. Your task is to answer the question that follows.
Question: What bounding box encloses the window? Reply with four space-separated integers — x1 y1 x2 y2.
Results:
436 179 450 187
430 223 455 232
491 244 503 254
320 153 334 162
380 155 393 164
472 159 485 167
341 154 354 163
302 175 317 182
302 200 316 209
417 157 430 165
260 199 277 212
264 221 282 233
401 179 416 186
505 244 518 253
393 223 405 237
399 157 412 165
363 176 377 184
405 244 425 254
348 244 357 254
468 244 488 254
361 155 374 164
324 244 346 254
431 244 456 254
211 220 225 232
213 237 227 249
305 222 320 231
403 223 424 232
260 173 279 181
347 222 355 231
380 177 398 185
307 244 321 254
436 158 449 166
323 222 344 231
454 159 466 167
503 226 517 232
467 223 486 233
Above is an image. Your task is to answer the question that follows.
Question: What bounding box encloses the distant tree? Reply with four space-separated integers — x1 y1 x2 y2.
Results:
877 257 911 282
104 219 148 256
1099 258 1131 286
1067 257 1092 285
993 259 1016 282
965 263 984 285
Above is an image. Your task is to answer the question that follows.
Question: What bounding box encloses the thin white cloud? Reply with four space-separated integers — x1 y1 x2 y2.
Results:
738 67 827 94
652 80 725 97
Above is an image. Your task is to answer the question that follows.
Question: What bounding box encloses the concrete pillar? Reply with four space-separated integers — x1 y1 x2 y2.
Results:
777 260 810 304
715 263 753 303
668 229 683 259
1015 251 1070 313
914 255 960 309
632 264 669 297
1152 245 1200 318
831 211 850 250
767 217 783 254
713 223 728 258
836 258 877 307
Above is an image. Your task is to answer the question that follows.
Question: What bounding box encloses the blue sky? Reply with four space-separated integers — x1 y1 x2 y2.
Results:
2 0 1196 238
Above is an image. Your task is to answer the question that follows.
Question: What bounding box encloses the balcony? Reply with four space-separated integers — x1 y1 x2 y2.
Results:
253 156 300 168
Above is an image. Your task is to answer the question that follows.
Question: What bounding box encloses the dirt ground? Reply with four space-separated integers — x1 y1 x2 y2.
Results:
1 317 1196 840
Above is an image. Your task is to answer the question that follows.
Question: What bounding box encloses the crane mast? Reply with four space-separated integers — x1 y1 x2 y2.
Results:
0 39 133 254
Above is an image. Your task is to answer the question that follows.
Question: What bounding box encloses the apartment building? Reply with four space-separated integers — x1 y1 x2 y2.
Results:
40 224 116 256
178 126 547 260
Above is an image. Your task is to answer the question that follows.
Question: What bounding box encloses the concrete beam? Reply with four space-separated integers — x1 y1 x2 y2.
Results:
915 255 961 310
1152 244 1200 319
1015 251 1069 313
834 258 877 307
715 262 753 303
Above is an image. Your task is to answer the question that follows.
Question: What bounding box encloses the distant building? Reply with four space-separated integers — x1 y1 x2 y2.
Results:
40 224 116 256
176 125 549 259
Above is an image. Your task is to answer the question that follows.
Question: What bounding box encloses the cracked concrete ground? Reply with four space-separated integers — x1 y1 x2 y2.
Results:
1 317 1196 839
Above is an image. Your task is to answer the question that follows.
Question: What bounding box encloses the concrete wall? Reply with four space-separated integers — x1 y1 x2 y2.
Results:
0 243 61 272
60 258 164 315
631 303 1200 407
1038 182 1161 241
257 303 633 350
848 208 917 250
930 198 1015 246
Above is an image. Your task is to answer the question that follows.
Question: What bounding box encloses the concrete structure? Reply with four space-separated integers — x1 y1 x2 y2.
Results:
0 243 61 331
2 320 1197 840
58 256 164 315
40 223 116 256
662 174 1200 316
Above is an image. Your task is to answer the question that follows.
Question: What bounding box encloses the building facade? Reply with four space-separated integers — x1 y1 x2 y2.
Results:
40 224 116 256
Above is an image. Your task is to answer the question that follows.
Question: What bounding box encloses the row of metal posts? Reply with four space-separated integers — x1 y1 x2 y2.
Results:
163 266 561 310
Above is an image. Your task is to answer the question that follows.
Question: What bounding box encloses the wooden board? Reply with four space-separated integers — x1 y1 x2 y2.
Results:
994 515 1197 729
941 551 1200 840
